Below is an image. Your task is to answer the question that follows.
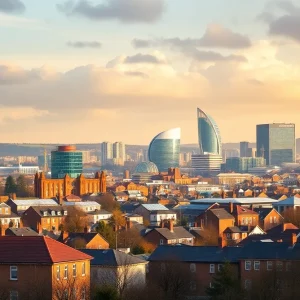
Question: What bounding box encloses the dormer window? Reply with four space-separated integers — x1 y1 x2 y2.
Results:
51 211 55 216
43 211 47 216
64 211 67 216
57 211 61 216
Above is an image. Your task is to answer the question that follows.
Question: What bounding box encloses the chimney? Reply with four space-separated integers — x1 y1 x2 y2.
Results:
291 233 297 246
229 202 233 214
0 226 6 236
126 219 132 230
169 219 174 233
12 193 16 200
37 222 42 234
218 236 226 248
160 220 165 228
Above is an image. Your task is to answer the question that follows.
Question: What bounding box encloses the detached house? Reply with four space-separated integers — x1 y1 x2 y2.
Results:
0 203 20 230
0 236 92 300
254 208 284 231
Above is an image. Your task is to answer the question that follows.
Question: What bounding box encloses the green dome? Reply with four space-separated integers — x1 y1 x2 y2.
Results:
135 162 159 173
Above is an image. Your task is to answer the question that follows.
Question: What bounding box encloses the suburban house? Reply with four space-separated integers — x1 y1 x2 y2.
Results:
87 209 112 224
0 203 21 230
134 204 176 226
60 232 109 249
143 219 194 246
64 201 101 212
0 236 92 300
22 206 67 232
229 205 259 227
196 208 235 236
125 214 143 224
254 208 284 231
80 249 148 294
6 199 59 215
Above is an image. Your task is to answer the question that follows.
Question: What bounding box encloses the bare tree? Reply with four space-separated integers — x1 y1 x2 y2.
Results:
63 207 89 233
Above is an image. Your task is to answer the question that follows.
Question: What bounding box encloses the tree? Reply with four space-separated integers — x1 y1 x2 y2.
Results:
93 285 119 300
206 262 243 300
4 175 17 195
94 193 120 212
96 221 116 248
16 175 29 197
63 207 89 233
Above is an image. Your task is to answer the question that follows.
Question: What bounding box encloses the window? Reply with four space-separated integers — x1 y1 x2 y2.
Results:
52 218 55 224
242 217 246 225
190 263 196 273
10 266 18 280
270 216 273 223
245 261 251 271
218 264 224 272
276 261 283 271
51 211 55 216
274 216 277 224
81 288 86 300
267 261 273 271
286 262 292 271
73 264 77 277
226 233 231 239
82 262 86 276
190 281 196 291
47 218 50 224
64 211 67 216
209 264 215 274
10 291 18 300
57 211 61 216
245 279 252 290
43 211 47 216
64 265 68 279
56 266 60 280
254 261 260 271
160 239 164 245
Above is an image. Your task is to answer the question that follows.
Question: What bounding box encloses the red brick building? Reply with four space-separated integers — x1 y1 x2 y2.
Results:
0 236 92 300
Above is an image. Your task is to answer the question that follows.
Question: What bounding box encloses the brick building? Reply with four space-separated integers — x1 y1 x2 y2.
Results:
34 171 106 199
0 236 92 300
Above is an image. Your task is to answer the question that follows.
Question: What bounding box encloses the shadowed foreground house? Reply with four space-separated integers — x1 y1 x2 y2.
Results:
81 249 148 295
0 236 92 300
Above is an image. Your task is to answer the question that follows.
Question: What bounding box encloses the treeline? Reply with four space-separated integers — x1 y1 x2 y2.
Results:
4 175 34 198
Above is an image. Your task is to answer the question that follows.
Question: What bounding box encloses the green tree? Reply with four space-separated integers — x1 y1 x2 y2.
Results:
16 175 29 197
206 262 244 300
96 221 116 248
4 176 17 195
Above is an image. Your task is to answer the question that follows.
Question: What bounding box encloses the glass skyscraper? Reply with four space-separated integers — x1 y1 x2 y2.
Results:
256 123 295 166
51 145 83 179
197 108 222 155
148 128 180 172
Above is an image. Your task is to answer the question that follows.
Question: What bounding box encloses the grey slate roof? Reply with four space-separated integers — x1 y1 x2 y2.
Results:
147 226 194 240
224 226 242 233
254 208 279 220
80 249 148 266
210 208 235 220
5 227 39 236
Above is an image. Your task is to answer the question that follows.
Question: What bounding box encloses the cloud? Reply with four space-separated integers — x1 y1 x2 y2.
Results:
197 24 251 48
187 49 247 62
124 71 149 78
0 65 41 84
67 41 102 48
270 15 300 42
247 78 264 86
124 53 166 64
0 0 25 14
57 0 165 23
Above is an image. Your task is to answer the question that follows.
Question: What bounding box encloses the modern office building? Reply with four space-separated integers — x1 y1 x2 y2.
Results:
240 141 249 157
256 123 295 165
192 154 223 176
197 108 222 155
222 148 240 162
112 142 126 165
195 108 222 175
148 128 181 172
101 142 113 165
225 157 266 173
51 146 82 179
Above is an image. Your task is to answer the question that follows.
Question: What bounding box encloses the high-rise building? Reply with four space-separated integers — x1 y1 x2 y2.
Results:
113 142 126 164
222 148 240 162
148 128 181 172
197 108 222 155
51 145 82 179
256 123 295 165
101 142 113 165
194 108 222 175
240 141 249 157
225 157 266 173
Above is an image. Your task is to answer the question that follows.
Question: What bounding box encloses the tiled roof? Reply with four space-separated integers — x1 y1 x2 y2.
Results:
80 249 147 266
210 208 235 220
5 227 39 236
0 236 92 264
8 199 59 206
234 205 258 215
87 209 112 216
141 204 169 211
147 227 194 240
150 210 175 215
29 206 66 217
224 226 242 233
64 233 106 245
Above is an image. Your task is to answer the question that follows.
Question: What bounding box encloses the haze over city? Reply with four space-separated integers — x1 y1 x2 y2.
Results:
1 0 300 144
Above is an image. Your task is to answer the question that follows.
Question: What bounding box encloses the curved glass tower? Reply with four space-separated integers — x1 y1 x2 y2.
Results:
148 128 180 172
197 108 221 155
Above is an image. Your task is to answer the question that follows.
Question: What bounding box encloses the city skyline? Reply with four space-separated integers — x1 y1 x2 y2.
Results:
1 0 300 144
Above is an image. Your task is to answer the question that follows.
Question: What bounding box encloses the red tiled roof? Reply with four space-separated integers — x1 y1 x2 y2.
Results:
235 205 258 215
0 236 92 264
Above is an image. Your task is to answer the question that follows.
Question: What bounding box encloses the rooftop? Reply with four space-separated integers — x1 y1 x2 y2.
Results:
0 236 92 264
210 208 235 220
190 198 278 205
80 249 147 266
8 199 59 206
141 204 169 211
149 226 195 240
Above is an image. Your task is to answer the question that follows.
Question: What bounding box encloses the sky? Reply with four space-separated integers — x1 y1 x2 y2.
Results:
1 0 300 145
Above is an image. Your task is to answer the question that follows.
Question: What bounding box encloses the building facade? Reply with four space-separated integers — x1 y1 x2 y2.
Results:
192 154 223 176
256 123 295 165
101 142 113 165
51 145 83 179
148 128 180 172
225 157 266 173
34 171 107 198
